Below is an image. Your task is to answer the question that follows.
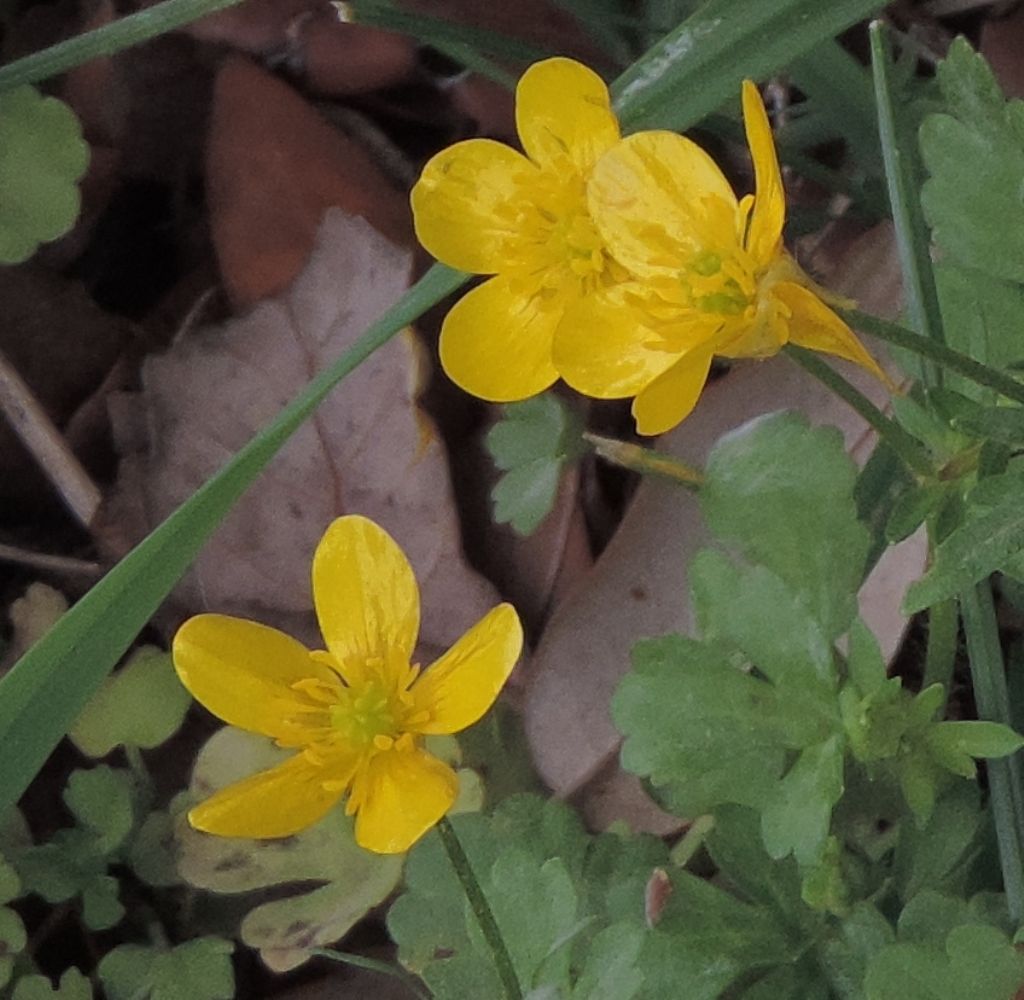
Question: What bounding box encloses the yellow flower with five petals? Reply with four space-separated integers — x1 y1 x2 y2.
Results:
555 80 888 435
411 57 622 402
172 515 522 854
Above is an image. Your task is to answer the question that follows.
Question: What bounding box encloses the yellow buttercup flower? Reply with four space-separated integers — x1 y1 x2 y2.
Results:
555 80 887 435
172 515 522 854
411 57 622 402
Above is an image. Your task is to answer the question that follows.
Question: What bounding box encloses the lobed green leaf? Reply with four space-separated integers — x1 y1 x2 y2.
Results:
0 86 87 263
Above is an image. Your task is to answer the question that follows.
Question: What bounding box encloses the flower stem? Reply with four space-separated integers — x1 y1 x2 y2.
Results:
785 346 933 479
0 0 245 91
584 432 704 487
436 816 522 1000
921 598 958 701
959 581 1024 922
842 309 1024 408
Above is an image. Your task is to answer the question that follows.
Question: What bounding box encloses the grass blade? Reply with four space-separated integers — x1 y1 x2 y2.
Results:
869 22 947 370
612 0 885 130
0 0 245 91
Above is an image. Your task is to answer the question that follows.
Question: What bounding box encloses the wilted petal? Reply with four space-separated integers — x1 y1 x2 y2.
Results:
313 516 420 684
632 346 715 435
516 57 620 173
775 281 888 382
353 747 458 854
411 138 538 274
742 80 785 264
189 751 350 839
409 604 522 735
173 615 337 741
588 130 737 278
439 276 559 402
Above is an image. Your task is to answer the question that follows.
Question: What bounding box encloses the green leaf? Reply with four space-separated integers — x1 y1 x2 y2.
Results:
819 903 896 1000
98 938 234 1000
80 875 125 931
0 86 87 263
705 805 805 917
637 869 798 999
921 39 1024 283
486 394 582 537
70 646 191 756
63 766 135 853
568 923 644 1000
884 483 948 544
700 412 869 640
691 552 837 710
612 0 888 132
926 721 1024 778
0 906 27 988
865 923 1024 1000
388 795 663 999
932 265 1024 404
894 782 984 902
14 829 123 929
613 636 788 816
0 856 20 904
177 728 403 972
904 468 1024 611
127 810 181 889
761 737 845 865
11 969 92 1000
848 618 888 698
491 458 563 536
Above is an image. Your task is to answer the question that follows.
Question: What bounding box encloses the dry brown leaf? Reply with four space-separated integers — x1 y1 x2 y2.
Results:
526 223 926 829
981 8 1024 99
108 209 499 651
301 11 417 97
207 56 412 310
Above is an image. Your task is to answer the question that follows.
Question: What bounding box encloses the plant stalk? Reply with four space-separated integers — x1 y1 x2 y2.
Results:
959 581 1024 922
843 309 1024 408
785 346 933 479
436 816 522 1000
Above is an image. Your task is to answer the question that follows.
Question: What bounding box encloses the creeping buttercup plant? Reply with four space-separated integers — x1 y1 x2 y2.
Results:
11 0 1024 997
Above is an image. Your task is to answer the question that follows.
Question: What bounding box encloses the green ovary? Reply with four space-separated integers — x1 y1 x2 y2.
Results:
330 682 399 748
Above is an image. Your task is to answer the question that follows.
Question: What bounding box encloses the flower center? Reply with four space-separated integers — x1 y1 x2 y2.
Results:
504 172 609 298
330 680 398 748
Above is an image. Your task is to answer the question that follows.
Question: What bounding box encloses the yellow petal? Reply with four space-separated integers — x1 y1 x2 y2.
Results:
439 276 559 402
409 603 522 735
173 615 337 741
774 281 889 383
632 346 715 435
554 287 678 398
515 57 620 173
587 130 738 278
353 747 458 854
312 516 420 685
742 80 785 264
189 751 348 839
411 138 538 274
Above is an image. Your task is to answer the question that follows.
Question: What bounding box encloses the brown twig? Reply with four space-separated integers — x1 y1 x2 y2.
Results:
0 348 102 528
